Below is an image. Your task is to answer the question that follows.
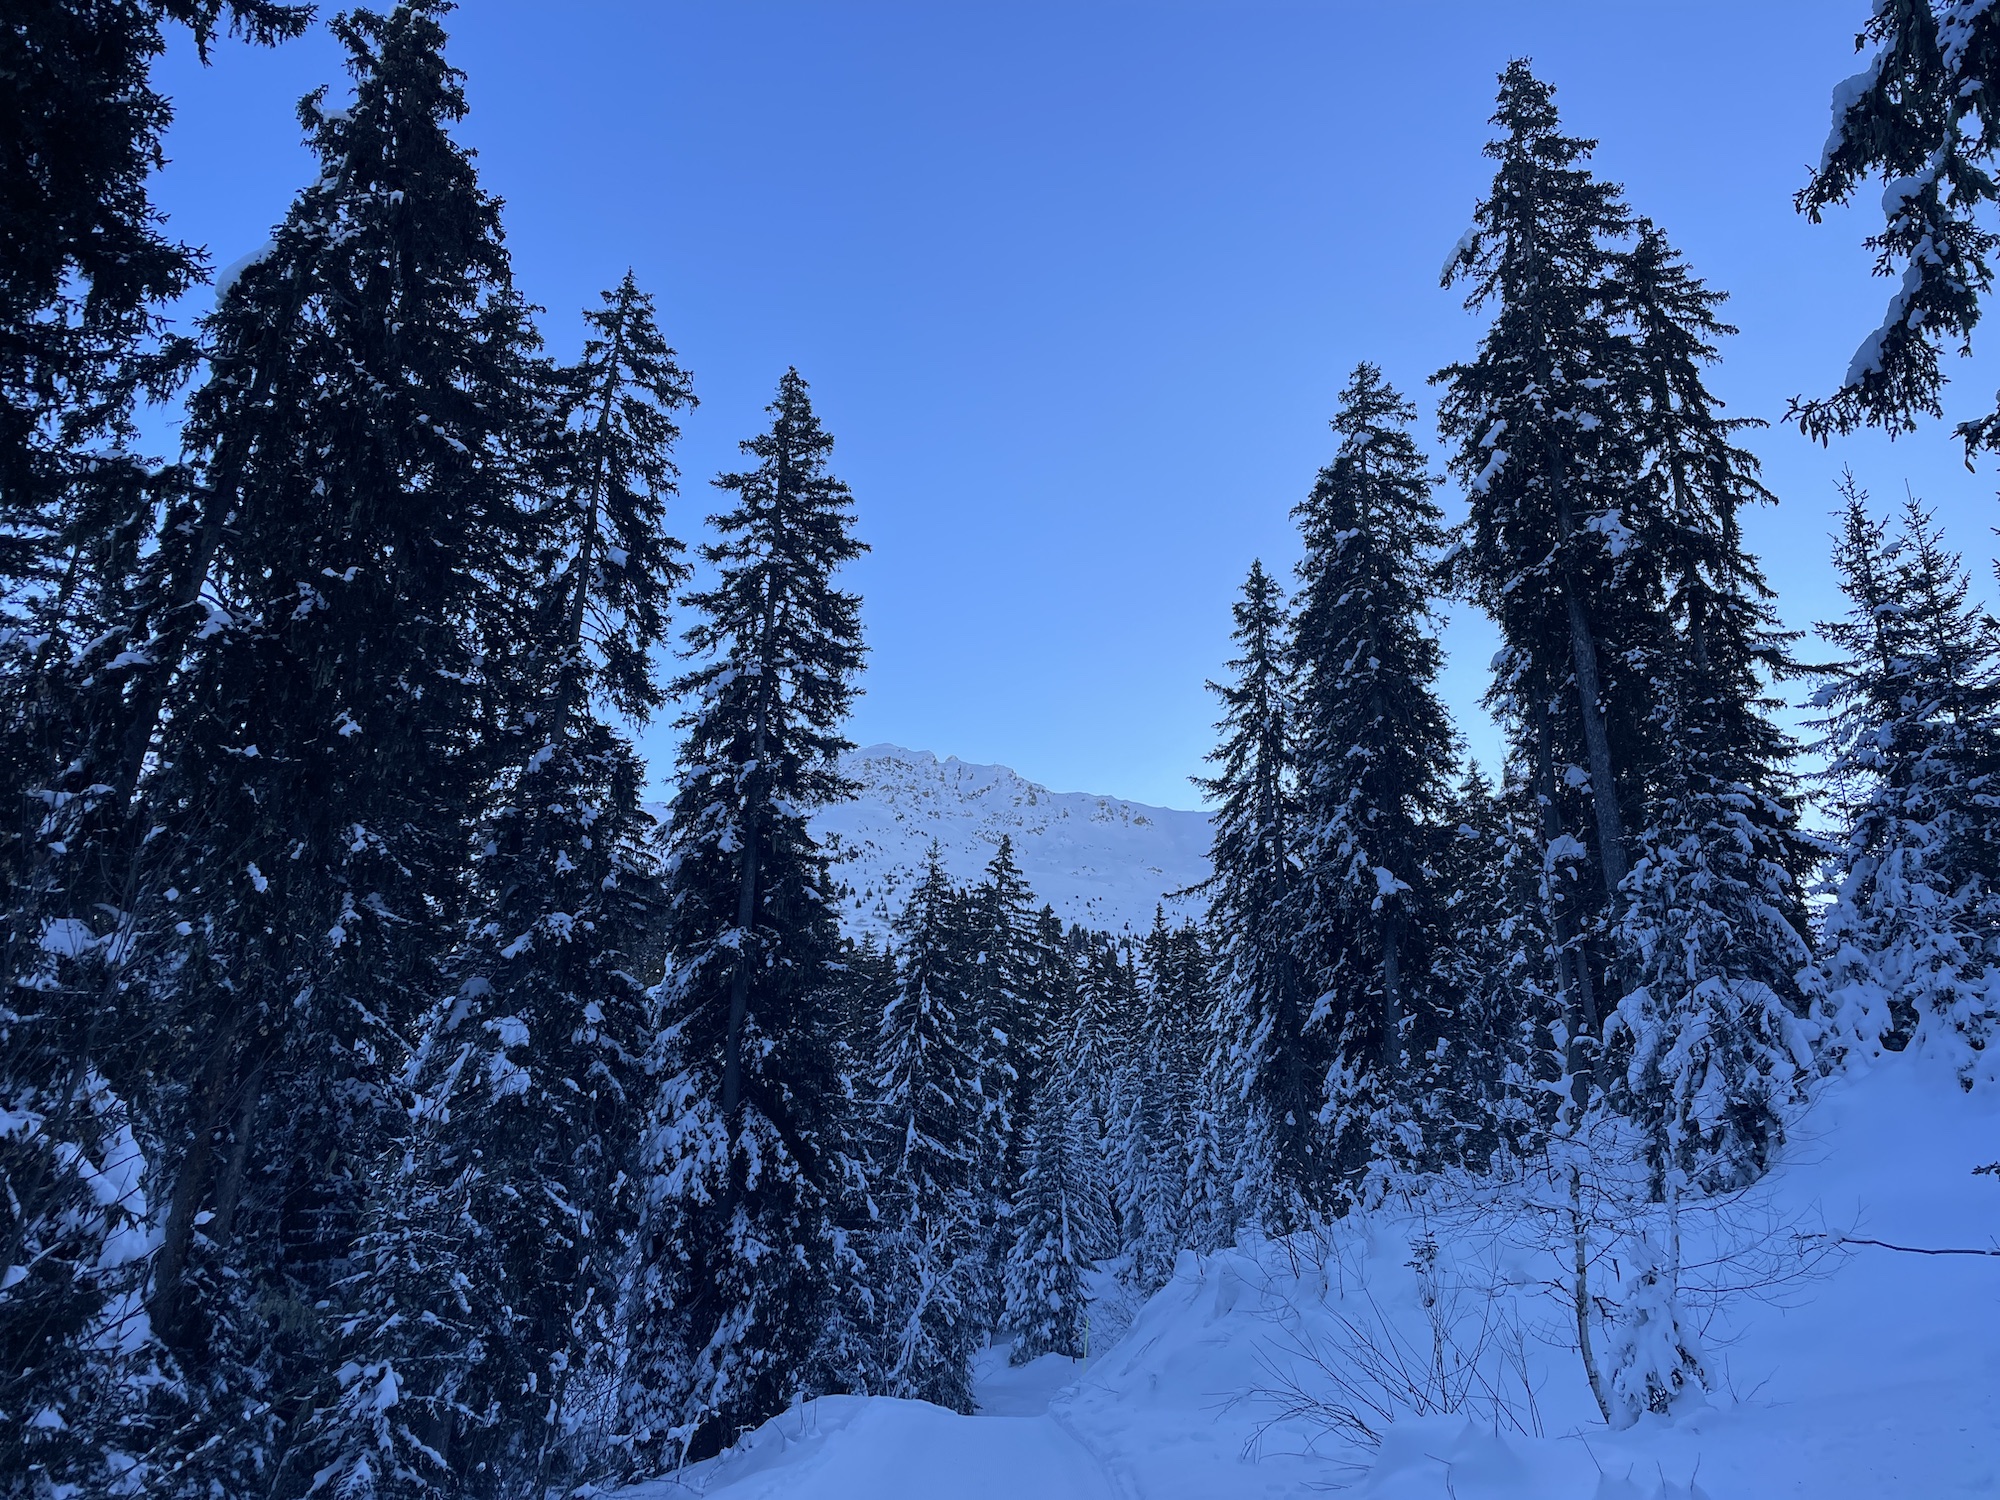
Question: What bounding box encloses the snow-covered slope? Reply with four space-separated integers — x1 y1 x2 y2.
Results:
811 745 1211 938
619 1053 1999 1499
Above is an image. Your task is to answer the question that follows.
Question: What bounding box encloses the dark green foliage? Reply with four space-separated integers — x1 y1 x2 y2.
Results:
623 368 865 1465
1290 363 1457 1191
873 853 982 1411
1198 562 1324 1228
1436 62 1650 1012
1002 1070 1104 1364
1794 1 2000 448
0 9 304 1489
963 836 1039 1322
1814 482 2000 1084
119 8 548 1489
298 267 692 1497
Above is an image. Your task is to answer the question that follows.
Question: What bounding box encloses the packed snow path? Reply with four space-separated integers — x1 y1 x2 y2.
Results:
619 1358 1122 1500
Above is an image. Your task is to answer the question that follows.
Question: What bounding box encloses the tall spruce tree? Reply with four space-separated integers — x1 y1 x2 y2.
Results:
1814 481 2000 1087
123 10 549 1491
1603 222 1818 1192
1199 561 1323 1228
1437 60 1655 1102
622 368 866 1465
964 835 1041 1325
873 853 983 1411
1290 363 1457 1191
1117 913 1211 1285
297 273 694 1499
0 9 308 1491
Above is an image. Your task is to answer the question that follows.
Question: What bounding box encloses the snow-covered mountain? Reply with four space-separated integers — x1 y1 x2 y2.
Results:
810 745 1211 939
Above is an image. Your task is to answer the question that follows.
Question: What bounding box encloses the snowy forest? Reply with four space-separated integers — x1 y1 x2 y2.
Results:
6 5 2000 1499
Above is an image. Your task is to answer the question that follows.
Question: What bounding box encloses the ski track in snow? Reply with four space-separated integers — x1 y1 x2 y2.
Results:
618 1391 1119 1500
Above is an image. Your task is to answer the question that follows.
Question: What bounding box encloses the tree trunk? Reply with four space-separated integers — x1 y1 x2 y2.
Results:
1570 1165 1613 1424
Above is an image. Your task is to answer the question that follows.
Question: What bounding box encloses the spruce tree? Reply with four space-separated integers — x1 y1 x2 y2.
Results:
819 936 895 1400
1604 222 1819 1191
872 853 983 1412
0 11 307 1489
1119 913 1211 1284
622 368 865 1464
125 10 548 1489
1290 363 1456 1191
1428 763 1554 1170
1198 561 1323 1228
297 273 693 1498
1437 60 1656 1101
1002 1070 1107 1364
1794 0 2000 449
1814 480 2000 1086
963 836 1041 1327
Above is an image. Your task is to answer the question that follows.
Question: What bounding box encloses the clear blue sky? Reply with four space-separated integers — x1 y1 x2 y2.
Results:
148 2 2000 809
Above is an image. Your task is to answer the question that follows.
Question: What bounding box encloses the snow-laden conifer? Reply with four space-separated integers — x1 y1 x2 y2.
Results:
0 9 307 1489
1198 562 1323 1228
963 836 1042 1325
872 852 983 1411
1427 764 1554 1169
1438 62 1652 1101
300 270 693 1497
1602 223 1819 1192
1795 0 2000 449
621 368 865 1465
1814 483 2000 1087
125 9 549 1487
1290 364 1456 1191
1003 1070 1107 1364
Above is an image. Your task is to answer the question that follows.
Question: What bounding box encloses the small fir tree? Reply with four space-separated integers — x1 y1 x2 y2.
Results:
873 853 983 1411
1198 562 1323 1229
1813 481 2000 1086
1003 1071 1108 1364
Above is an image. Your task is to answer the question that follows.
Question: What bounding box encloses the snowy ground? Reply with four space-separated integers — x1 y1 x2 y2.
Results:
619 1055 1998 1499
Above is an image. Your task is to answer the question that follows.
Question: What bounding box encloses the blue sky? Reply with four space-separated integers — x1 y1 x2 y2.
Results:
149 2 2000 809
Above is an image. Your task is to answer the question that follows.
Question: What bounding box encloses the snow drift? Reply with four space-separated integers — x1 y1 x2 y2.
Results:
620 1052 1998 1499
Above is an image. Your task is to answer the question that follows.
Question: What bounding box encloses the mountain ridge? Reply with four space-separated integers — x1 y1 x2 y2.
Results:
811 744 1212 939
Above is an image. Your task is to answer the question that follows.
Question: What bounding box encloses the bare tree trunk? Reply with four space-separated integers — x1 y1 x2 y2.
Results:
149 1006 245 1346
1570 1165 1613 1424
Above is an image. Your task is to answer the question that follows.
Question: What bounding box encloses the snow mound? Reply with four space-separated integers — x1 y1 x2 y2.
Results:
617 1055 1999 1498
1054 1055 2000 1499
812 745 1211 938
615 1394 1114 1499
